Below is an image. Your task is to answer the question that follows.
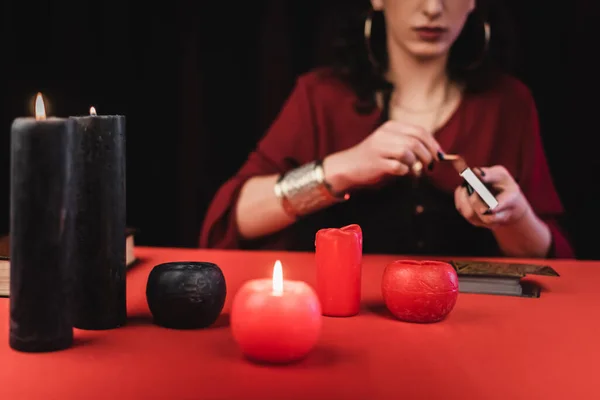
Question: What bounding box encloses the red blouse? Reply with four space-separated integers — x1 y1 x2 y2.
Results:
200 69 574 258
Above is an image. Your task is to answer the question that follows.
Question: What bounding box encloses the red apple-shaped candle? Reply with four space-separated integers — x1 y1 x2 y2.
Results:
231 260 322 364
382 260 459 323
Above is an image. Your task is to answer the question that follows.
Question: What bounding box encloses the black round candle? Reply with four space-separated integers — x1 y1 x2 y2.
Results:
146 262 227 329
70 113 126 330
9 117 76 352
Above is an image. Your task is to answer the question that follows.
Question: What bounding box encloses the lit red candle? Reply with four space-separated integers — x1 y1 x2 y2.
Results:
315 224 362 317
231 260 322 364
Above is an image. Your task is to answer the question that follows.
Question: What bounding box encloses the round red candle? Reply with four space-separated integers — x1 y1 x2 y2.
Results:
315 224 362 317
230 260 322 364
382 260 458 323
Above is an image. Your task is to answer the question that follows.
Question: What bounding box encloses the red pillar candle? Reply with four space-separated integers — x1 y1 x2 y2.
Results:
315 224 362 317
231 260 322 364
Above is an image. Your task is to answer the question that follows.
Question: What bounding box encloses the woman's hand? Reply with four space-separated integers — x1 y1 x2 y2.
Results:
323 121 442 193
454 165 532 229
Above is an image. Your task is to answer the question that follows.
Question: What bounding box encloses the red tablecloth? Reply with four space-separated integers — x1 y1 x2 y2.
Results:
1 247 598 399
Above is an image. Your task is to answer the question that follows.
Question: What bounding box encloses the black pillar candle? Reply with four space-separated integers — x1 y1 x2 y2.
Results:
70 109 126 330
9 96 75 352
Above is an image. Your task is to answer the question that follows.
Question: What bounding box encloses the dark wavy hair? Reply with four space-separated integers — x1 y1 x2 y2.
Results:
327 0 517 115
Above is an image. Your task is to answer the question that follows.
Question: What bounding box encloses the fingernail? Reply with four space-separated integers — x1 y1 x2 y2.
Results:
466 183 474 196
476 168 485 177
460 181 474 195
437 151 445 161
428 161 435 171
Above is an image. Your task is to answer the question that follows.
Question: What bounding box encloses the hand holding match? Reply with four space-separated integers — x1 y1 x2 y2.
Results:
439 153 499 211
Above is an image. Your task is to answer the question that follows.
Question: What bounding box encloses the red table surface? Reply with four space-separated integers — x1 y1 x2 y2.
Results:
1 247 599 400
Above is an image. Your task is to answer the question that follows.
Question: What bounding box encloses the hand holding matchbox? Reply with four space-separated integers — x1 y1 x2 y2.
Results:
440 153 499 211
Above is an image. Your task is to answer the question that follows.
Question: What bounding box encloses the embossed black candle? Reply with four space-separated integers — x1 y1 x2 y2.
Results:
146 262 227 329
70 107 126 330
10 93 75 352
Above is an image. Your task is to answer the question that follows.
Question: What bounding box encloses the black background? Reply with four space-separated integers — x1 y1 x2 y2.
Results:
1 1 598 258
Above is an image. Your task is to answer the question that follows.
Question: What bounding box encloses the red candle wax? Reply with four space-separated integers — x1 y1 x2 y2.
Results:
382 260 459 323
230 260 322 364
315 224 362 317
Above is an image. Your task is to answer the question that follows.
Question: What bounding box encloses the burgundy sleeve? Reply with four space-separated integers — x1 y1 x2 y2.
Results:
517 93 574 258
199 76 318 249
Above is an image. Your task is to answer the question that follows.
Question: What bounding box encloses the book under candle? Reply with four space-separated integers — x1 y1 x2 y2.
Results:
0 228 137 298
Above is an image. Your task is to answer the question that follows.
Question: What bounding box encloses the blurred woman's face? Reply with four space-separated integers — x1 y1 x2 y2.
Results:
371 0 475 60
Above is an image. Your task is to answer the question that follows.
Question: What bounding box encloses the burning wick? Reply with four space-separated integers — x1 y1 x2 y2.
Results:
272 260 283 296
35 93 46 121
90 106 97 116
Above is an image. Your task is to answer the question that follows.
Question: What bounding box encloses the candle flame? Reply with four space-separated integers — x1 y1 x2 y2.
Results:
35 93 46 120
90 106 97 116
272 260 283 296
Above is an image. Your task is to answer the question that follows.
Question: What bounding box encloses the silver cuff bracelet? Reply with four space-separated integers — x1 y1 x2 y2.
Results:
274 160 349 217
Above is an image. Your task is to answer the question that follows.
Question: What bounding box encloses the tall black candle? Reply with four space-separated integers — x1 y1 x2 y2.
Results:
10 94 75 352
70 107 126 330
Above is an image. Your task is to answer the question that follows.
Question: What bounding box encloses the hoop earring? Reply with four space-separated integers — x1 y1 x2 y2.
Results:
364 9 381 71
465 21 491 70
